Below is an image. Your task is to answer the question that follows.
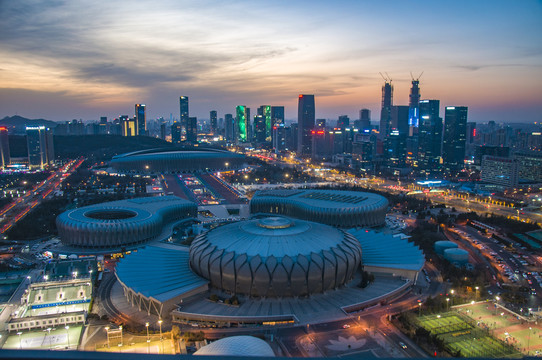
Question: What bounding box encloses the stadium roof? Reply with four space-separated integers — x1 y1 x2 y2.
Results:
348 229 425 271
252 189 387 209
194 336 275 357
115 244 208 302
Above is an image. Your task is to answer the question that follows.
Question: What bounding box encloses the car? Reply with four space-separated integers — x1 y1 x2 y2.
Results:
343 324 350 329
399 342 408 349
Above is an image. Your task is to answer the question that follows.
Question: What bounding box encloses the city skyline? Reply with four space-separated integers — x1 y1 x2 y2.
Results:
0 0 541 123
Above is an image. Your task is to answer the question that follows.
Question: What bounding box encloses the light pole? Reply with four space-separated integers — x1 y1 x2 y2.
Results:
26 275 31 284
17 332 22 349
528 326 532 355
446 298 450 311
105 326 110 348
146 322 150 353
158 319 163 341
451 289 454 307
475 286 479 301
46 327 52 350
65 325 70 349
119 325 123 347
495 296 500 315
418 302 422 316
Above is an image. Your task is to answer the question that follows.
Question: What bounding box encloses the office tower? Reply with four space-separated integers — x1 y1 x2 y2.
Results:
516 152 542 182
379 80 393 138
474 145 510 165
236 106 250 143
311 129 329 160
225 113 235 142
257 105 272 141
120 115 136 136
481 156 519 188
270 106 285 151
210 110 218 135
187 117 198 143
360 109 371 131
254 115 267 143
0 126 10 169
442 106 468 171
466 122 476 144
171 122 182 144
297 94 315 156
26 126 48 169
417 100 442 170
45 128 54 164
408 78 420 129
337 115 350 129
160 122 167 140
386 105 409 164
98 116 108 134
135 104 146 136
180 96 189 140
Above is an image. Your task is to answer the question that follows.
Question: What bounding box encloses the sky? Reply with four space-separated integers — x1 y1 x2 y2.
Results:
0 0 541 124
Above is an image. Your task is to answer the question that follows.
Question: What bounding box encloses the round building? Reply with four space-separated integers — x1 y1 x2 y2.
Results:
189 216 362 297
110 148 246 174
250 189 388 228
56 196 197 249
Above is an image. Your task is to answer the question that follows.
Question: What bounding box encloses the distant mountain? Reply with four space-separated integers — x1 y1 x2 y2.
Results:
0 115 58 134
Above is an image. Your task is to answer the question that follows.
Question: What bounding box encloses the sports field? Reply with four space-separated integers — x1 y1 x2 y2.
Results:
415 312 519 357
2 324 83 350
458 302 542 356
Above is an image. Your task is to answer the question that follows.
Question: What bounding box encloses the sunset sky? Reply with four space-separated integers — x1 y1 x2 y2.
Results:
0 0 541 123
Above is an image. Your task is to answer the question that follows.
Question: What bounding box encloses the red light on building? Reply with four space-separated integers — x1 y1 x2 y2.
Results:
0 126 7 131
299 94 303 98
317 130 324 135
473 128 476 137
311 130 315 134
272 126 277 130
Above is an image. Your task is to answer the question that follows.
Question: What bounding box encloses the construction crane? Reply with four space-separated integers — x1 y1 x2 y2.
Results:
410 71 424 81
379 72 392 83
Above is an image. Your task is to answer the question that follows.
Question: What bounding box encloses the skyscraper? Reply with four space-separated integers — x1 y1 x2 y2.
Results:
236 106 250 143
26 126 53 170
187 117 198 143
379 81 393 139
337 115 350 129
254 115 267 143
417 100 442 170
171 122 182 144
359 109 371 131
442 106 468 171
179 96 189 140
386 105 409 164
258 105 272 141
210 110 218 135
135 104 146 136
408 79 420 129
0 126 10 169
297 94 315 156
225 114 235 142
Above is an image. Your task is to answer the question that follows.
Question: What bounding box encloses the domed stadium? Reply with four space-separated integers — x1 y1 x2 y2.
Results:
250 189 388 228
189 216 362 297
109 148 246 174
194 336 275 357
56 196 197 249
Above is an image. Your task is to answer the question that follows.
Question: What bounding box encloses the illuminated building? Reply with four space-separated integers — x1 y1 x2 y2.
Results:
417 100 442 171
481 156 519 189
337 115 349 129
236 106 250 143
271 106 284 152
257 105 272 141
26 126 53 169
120 115 136 136
386 105 409 165
442 106 468 171
0 126 10 169
253 115 266 143
359 109 371 131
297 94 315 156
408 79 420 129
135 103 146 136
210 110 218 134
171 122 181 143
225 113 235 142
180 96 189 140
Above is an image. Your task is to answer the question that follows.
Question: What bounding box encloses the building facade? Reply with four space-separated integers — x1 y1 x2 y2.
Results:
442 106 468 171
297 94 315 156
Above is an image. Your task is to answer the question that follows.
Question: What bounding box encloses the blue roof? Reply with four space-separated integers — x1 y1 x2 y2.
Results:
348 229 425 271
115 244 208 302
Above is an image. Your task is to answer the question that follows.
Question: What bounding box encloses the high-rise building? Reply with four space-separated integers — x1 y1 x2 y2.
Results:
337 115 350 129
417 100 442 170
187 117 198 143
442 106 468 171
386 106 409 164
180 96 189 140
236 106 250 143
270 106 285 152
359 109 371 131
379 81 393 139
135 104 146 136
258 105 272 141
408 79 420 129
210 110 218 135
481 156 519 188
160 122 167 141
26 126 53 170
171 122 182 144
120 115 136 136
225 114 235 142
254 115 267 143
297 94 315 156
0 126 10 169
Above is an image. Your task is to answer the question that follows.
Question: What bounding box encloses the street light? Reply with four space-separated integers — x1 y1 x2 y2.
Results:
418 302 422 316
65 325 70 349
17 332 22 349
446 298 450 311
158 319 163 341
528 326 532 355
475 286 479 300
104 326 110 348
26 276 31 284
119 325 123 347
146 322 150 353
451 289 454 306
46 328 52 350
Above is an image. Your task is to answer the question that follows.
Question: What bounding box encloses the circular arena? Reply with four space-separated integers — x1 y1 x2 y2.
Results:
110 148 246 174
250 189 389 228
189 216 362 297
56 196 197 249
